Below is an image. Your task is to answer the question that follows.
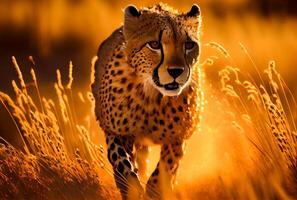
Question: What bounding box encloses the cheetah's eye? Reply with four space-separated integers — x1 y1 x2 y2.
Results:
185 41 196 50
147 41 161 50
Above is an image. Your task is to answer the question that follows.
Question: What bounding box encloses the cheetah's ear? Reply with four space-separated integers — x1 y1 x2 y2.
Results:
124 5 141 18
186 4 200 17
124 5 141 40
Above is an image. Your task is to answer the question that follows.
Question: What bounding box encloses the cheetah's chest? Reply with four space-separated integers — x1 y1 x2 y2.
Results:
99 74 201 143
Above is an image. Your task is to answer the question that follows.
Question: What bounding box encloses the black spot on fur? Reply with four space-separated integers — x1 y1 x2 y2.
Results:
118 88 123 93
112 153 118 161
178 106 183 112
144 119 148 125
163 144 168 150
117 162 124 174
162 107 166 115
123 118 128 125
118 147 126 157
114 137 121 145
156 93 162 105
135 104 140 111
123 159 132 169
183 97 188 104
171 107 176 114
116 54 123 59
127 83 133 91
174 116 180 122
110 143 115 150
120 77 127 83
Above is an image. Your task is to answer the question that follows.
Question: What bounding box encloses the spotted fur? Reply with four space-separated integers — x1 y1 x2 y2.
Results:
92 3 203 199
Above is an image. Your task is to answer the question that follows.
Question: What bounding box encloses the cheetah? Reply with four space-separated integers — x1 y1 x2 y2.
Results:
91 3 203 199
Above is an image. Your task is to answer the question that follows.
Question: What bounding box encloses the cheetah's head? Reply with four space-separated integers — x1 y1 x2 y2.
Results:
123 3 201 96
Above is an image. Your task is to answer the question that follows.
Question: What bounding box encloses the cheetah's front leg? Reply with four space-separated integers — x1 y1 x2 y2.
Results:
106 133 144 200
146 140 185 199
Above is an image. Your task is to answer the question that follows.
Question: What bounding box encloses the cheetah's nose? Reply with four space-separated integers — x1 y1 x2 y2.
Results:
167 67 184 79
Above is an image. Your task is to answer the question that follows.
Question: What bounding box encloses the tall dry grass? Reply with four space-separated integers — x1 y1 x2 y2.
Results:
0 57 120 199
0 45 296 200
175 43 297 199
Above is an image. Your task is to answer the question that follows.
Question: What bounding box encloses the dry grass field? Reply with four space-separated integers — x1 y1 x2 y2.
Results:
0 0 297 199
1 50 296 199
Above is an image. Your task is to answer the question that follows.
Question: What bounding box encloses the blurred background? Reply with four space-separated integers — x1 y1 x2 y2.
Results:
0 0 297 145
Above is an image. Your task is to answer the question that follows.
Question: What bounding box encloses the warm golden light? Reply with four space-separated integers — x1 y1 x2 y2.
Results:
0 0 296 199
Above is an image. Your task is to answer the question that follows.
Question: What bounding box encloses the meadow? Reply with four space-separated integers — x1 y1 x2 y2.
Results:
0 0 297 199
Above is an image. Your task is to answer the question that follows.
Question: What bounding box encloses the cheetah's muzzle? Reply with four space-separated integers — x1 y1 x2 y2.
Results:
164 81 179 90
152 67 184 92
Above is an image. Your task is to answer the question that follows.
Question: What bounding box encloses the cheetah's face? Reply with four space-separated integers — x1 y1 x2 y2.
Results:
123 4 201 96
